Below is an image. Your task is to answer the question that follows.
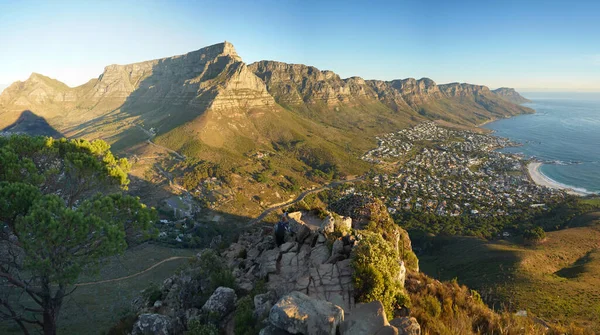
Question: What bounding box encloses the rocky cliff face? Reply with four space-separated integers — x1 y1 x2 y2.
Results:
248 61 377 106
0 42 276 141
492 87 531 104
248 60 532 126
1 42 532 154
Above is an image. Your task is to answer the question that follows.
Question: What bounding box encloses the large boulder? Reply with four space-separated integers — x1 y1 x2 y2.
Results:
320 215 335 234
269 291 344 335
340 301 389 335
254 291 276 319
132 313 172 335
288 212 313 243
201 287 237 319
390 317 421 335
376 326 399 335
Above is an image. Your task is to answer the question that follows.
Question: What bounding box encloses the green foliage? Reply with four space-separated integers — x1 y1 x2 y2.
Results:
234 296 260 335
254 172 269 183
0 134 156 334
180 159 233 190
523 226 546 243
194 250 236 294
142 283 163 306
422 295 442 317
186 320 219 335
351 231 409 318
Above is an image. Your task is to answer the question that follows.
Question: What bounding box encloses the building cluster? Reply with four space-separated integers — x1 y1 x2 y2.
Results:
361 122 563 217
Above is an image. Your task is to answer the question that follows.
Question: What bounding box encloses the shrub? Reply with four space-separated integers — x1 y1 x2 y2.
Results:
422 295 441 317
523 226 546 245
351 231 410 318
234 296 259 335
186 320 219 335
142 283 162 306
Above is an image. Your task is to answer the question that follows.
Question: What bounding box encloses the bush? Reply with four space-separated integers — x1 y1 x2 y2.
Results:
187 320 219 335
523 226 546 245
142 283 162 306
351 231 410 318
422 295 441 317
234 296 259 335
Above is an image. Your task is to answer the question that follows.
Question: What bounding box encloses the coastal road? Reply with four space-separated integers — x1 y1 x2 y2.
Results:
247 176 365 226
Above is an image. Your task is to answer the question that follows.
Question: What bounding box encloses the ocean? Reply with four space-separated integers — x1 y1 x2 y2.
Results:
484 92 600 195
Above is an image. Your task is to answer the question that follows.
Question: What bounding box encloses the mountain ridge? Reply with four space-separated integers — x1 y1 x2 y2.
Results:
0 42 532 160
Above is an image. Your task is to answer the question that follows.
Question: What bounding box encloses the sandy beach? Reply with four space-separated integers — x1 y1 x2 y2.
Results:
527 162 588 196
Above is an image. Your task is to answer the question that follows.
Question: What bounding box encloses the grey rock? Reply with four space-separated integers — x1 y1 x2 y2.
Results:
280 242 296 253
269 291 344 335
320 215 335 234
331 239 344 256
390 317 421 335
201 287 237 320
259 324 292 335
132 313 172 335
376 325 400 335
340 301 389 335
260 249 281 277
310 244 330 266
184 308 201 328
254 291 276 319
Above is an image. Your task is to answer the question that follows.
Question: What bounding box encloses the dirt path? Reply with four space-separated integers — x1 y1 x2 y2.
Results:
75 256 192 287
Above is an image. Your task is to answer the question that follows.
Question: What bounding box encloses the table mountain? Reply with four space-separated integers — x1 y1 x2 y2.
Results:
0 41 532 163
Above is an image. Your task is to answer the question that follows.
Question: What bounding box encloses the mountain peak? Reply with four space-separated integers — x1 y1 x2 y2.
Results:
492 87 531 104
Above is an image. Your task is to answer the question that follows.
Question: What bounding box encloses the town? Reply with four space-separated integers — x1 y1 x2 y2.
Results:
360 122 564 218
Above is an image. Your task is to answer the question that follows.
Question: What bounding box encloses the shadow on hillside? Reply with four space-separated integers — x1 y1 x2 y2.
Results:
555 250 595 279
1 110 63 138
417 236 522 308
105 51 235 150
127 174 257 249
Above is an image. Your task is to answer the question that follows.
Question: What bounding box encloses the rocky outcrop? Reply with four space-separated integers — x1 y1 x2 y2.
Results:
340 301 390 335
438 82 491 98
201 286 237 319
223 211 357 312
268 291 344 335
492 87 531 104
132 314 173 335
390 317 421 335
248 61 377 106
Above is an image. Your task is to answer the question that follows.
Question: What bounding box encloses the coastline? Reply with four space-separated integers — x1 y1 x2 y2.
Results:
527 162 589 196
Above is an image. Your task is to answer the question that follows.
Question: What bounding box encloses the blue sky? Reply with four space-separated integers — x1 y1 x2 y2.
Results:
0 0 599 91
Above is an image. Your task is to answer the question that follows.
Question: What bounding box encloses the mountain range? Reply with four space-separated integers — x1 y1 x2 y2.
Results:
0 42 532 167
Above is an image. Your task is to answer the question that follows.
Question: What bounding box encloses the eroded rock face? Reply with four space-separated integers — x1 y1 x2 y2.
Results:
268 291 344 335
249 61 377 106
132 313 173 335
201 286 237 319
223 213 357 312
340 301 389 335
